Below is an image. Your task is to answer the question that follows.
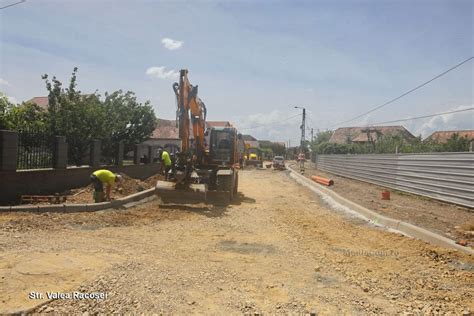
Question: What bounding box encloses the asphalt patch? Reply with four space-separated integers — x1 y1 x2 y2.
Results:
219 240 276 254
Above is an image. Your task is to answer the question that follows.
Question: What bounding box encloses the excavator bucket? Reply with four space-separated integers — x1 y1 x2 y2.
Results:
156 180 208 204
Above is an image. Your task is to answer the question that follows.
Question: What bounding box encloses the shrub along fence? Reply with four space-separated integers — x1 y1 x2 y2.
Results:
314 152 474 208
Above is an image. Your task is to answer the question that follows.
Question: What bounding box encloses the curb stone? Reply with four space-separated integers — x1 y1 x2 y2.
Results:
288 168 473 255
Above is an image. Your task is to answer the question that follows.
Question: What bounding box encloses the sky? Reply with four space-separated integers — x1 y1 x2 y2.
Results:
0 0 472 144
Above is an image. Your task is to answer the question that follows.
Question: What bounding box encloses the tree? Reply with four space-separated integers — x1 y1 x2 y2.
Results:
101 90 157 161
313 130 333 145
0 93 12 129
269 142 286 156
4 102 50 131
443 133 471 152
374 134 405 154
310 130 334 152
1 92 50 131
42 68 107 165
42 68 157 165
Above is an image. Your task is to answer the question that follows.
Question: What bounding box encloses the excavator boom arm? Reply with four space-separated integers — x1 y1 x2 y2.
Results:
173 69 207 158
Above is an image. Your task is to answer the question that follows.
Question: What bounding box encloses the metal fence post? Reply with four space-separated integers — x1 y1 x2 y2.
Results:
90 139 101 167
53 136 67 169
0 130 18 172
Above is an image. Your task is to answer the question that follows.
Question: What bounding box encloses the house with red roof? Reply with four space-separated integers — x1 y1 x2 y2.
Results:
329 126 415 144
425 130 474 143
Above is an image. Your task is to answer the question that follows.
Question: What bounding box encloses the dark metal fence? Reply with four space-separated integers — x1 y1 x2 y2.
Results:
16 128 54 170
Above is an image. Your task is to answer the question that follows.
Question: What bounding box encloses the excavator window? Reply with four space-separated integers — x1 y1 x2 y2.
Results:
218 139 230 150
210 129 234 163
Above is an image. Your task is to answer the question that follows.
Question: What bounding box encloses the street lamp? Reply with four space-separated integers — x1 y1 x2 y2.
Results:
294 106 306 152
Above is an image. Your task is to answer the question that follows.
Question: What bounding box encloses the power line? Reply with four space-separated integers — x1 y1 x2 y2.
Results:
328 56 474 129
0 0 26 10
366 107 473 126
239 113 301 131
306 113 315 128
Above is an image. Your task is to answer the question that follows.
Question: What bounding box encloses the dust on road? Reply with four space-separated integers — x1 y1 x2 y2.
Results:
0 169 472 314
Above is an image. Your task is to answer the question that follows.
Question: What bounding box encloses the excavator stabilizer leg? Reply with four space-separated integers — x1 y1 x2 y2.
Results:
156 180 208 204
206 170 236 205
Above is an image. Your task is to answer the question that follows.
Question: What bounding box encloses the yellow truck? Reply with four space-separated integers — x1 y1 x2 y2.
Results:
245 146 262 167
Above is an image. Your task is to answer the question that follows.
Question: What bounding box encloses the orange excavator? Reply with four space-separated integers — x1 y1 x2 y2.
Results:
156 69 240 203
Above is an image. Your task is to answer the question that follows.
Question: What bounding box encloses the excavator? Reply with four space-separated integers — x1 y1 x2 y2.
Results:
156 69 240 204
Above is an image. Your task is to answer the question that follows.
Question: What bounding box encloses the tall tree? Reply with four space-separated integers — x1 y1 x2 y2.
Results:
0 93 11 129
42 68 107 165
42 68 157 165
101 90 157 161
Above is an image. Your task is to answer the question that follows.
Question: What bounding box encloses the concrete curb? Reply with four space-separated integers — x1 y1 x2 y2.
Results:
0 188 156 213
288 169 473 255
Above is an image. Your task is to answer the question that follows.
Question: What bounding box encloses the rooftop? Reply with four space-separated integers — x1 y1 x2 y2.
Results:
150 119 179 139
329 126 415 144
27 96 49 110
425 130 474 143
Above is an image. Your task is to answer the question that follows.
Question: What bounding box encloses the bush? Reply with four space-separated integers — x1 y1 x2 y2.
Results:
312 133 472 155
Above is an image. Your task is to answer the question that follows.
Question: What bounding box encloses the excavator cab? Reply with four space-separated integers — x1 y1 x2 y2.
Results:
209 127 237 165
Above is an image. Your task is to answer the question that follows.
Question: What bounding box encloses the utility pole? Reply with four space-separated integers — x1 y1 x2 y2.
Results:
294 106 306 152
311 128 314 143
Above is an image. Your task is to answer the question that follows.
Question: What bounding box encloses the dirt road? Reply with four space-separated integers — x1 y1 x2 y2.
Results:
297 163 474 245
1 169 473 314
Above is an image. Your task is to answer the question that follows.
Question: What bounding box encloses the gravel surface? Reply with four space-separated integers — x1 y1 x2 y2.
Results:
1 169 473 314
297 163 474 246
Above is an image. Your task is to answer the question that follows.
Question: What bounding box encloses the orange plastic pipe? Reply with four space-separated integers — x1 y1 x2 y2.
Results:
311 176 334 186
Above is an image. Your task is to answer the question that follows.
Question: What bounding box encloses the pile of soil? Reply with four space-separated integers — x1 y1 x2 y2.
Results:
142 174 165 187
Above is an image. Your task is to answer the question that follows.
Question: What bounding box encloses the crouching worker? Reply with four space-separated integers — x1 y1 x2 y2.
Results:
158 149 173 180
90 169 123 202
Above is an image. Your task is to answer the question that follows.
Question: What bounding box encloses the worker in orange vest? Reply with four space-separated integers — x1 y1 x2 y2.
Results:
297 152 306 174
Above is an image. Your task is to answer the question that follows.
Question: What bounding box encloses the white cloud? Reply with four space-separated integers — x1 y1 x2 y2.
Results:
161 37 183 50
0 78 10 86
145 66 179 80
7 96 18 104
412 105 474 138
233 110 302 143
